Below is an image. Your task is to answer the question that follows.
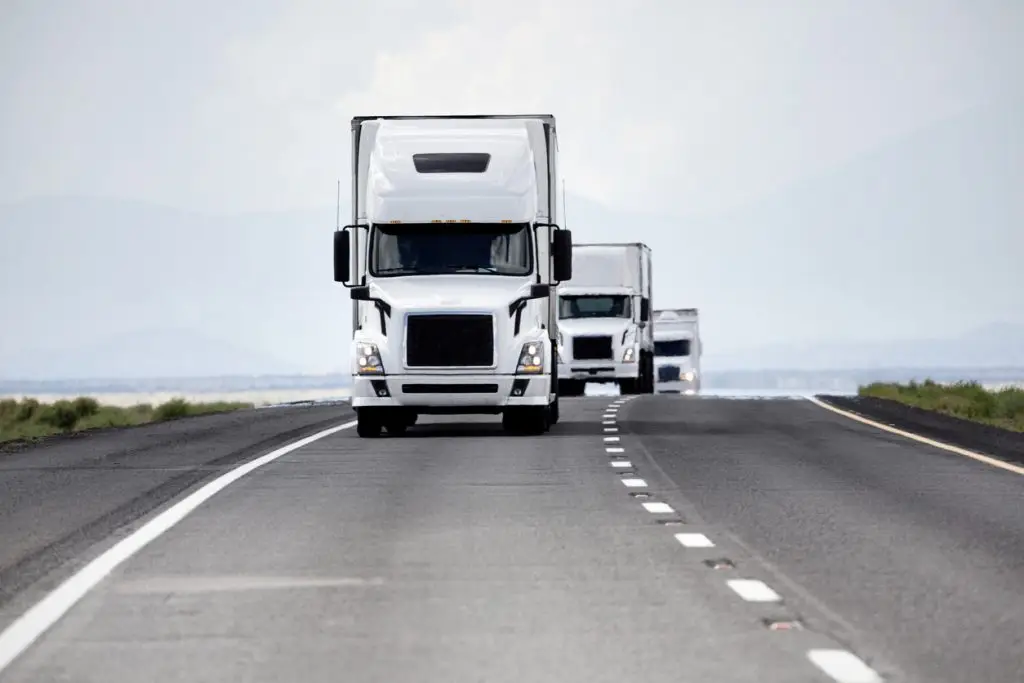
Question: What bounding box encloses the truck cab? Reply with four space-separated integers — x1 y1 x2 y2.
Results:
333 115 573 437
556 243 655 396
653 308 701 394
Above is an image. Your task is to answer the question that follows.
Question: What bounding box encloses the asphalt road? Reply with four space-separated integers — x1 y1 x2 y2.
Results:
0 395 1021 682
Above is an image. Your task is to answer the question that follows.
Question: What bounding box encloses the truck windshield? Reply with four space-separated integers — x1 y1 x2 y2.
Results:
654 339 691 356
559 295 631 319
370 223 532 277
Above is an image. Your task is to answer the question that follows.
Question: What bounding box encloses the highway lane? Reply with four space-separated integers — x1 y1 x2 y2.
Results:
0 397 868 683
0 403 354 620
625 395 1024 683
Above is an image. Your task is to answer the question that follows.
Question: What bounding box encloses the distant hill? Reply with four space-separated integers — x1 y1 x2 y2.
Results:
0 197 345 379
566 97 1024 359
706 322 1024 371
0 327 301 380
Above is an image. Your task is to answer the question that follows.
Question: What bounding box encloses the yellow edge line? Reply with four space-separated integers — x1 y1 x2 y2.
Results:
805 395 1024 477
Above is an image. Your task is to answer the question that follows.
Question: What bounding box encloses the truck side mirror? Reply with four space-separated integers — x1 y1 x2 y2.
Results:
333 230 351 284
640 297 651 322
552 229 573 282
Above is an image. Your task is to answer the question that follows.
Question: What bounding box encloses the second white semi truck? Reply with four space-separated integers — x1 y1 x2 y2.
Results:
333 114 573 437
653 308 702 394
556 243 654 396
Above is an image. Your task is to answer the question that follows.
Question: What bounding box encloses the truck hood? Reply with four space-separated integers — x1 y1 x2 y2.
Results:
368 275 533 311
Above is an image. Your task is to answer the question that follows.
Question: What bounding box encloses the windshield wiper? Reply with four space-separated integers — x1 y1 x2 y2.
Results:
448 265 501 274
376 267 419 275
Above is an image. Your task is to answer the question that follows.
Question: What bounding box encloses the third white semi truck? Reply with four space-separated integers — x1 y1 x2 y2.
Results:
333 114 573 437
556 243 654 396
653 308 702 394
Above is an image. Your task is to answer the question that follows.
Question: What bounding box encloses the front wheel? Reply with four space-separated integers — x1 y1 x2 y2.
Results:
356 410 382 438
502 407 549 435
557 379 585 397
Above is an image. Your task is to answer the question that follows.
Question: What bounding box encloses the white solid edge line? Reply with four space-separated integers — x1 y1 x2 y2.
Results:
622 478 647 487
726 579 782 602
675 533 715 548
642 502 674 513
805 395 1024 476
807 649 883 683
0 419 358 674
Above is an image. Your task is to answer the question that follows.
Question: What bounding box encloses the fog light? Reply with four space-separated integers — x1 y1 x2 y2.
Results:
370 379 390 397
511 378 530 396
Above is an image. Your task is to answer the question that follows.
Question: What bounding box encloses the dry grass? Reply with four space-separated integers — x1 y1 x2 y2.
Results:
0 396 253 446
859 380 1024 432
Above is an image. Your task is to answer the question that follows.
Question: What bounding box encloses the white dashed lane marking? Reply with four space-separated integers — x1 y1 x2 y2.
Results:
726 579 782 602
807 650 883 683
595 397 883 683
675 533 715 548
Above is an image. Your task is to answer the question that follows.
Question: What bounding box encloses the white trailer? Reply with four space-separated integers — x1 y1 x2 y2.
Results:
653 308 701 394
555 243 654 396
333 114 574 437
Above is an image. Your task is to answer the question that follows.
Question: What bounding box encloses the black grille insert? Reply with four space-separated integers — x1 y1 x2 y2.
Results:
406 314 494 367
402 384 498 394
658 365 681 382
572 336 613 360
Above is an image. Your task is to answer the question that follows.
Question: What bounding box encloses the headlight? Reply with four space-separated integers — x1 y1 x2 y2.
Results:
683 370 696 382
622 346 636 363
356 342 384 375
516 341 545 374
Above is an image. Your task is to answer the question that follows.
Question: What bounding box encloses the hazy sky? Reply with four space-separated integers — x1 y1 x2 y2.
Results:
1 1 1022 376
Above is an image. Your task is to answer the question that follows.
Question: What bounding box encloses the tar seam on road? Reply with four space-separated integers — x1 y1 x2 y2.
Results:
805 395 1024 476
0 419 358 676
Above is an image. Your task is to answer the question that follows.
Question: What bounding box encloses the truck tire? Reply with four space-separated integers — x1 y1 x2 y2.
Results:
356 410 382 438
383 409 416 435
502 407 549 435
557 379 584 397
550 397 560 425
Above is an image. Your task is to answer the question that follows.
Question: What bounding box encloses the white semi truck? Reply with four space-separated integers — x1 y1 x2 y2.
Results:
333 114 573 438
653 308 702 394
555 243 654 396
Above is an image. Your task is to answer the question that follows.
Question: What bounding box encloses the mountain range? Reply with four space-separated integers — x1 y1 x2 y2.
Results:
1 97 1021 380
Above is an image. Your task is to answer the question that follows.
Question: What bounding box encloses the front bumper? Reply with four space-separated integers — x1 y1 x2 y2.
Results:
655 378 700 394
351 373 551 411
557 362 639 382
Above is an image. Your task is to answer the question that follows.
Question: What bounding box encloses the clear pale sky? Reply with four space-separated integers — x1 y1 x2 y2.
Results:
1 1 1022 376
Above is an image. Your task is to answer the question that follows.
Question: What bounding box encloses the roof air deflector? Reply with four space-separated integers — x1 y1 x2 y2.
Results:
412 152 491 174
